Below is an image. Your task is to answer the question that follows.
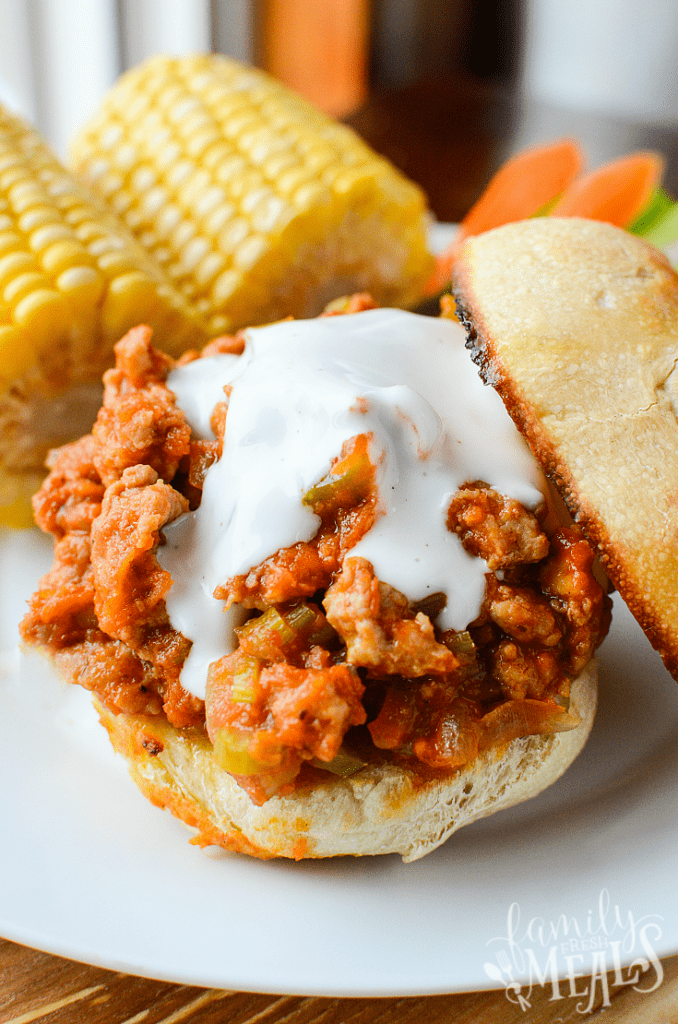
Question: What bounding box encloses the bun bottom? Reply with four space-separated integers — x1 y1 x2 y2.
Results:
97 662 597 862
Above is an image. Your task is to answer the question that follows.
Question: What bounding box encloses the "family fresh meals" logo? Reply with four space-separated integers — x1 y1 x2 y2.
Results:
484 889 664 1014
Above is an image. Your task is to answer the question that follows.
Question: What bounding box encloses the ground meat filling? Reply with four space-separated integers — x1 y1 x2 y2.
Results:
21 320 611 804
21 328 201 728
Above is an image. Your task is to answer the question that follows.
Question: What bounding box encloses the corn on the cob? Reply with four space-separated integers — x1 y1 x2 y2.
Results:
71 54 434 334
0 103 208 526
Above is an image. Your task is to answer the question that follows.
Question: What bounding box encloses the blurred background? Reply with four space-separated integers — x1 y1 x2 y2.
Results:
1 0 678 222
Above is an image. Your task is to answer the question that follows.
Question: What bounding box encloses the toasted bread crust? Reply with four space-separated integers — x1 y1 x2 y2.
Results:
96 663 596 862
453 218 678 677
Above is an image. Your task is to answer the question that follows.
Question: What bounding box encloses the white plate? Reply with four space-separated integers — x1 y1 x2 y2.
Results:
1 526 677 997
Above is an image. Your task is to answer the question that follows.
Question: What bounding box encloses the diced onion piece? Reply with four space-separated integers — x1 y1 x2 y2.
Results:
479 698 581 751
310 746 367 777
442 629 479 677
368 686 417 750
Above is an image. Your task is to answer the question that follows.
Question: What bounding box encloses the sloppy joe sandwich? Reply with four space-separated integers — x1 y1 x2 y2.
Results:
21 304 608 860
452 217 678 681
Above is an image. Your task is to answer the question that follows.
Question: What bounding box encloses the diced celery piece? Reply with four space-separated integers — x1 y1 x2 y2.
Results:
237 607 296 649
230 655 260 703
212 726 266 775
303 436 371 509
236 602 332 659
285 603 317 635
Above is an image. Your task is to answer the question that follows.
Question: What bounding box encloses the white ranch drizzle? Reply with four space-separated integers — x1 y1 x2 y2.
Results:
158 309 546 699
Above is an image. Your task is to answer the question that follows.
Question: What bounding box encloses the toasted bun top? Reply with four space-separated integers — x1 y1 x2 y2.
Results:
452 217 678 678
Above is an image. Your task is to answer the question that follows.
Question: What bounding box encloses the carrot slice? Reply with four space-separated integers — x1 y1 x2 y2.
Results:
425 138 584 294
550 151 664 227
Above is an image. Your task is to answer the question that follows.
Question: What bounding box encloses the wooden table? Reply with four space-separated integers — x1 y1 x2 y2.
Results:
3 76 678 1024
1 940 677 1022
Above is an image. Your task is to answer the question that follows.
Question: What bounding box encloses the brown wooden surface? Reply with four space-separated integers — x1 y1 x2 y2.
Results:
1 939 676 1023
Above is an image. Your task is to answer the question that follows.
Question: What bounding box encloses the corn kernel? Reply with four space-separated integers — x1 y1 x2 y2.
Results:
156 204 182 236
0 231 24 256
234 233 267 271
0 251 38 289
178 169 211 207
227 169 265 200
20 208 59 233
4 270 49 306
293 182 331 211
100 123 123 150
130 165 157 193
201 142 232 169
0 154 22 174
194 185 227 219
96 249 139 277
0 167 27 191
218 218 248 251
180 236 210 273
263 152 298 180
101 270 159 343
76 221 109 244
0 323 35 378
202 203 235 236
176 113 213 141
139 229 158 251
115 143 138 172
251 195 287 234
13 287 68 343
170 97 201 123
277 167 312 195
88 234 125 257
170 220 196 250
10 186 46 215
110 190 134 216
241 187 273 215
156 141 182 172
166 159 194 189
81 155 109 182
214 154 248 186
211 268 240 305
95 170 125 198
29 223 74 251
140 186 168 220
63 205 93 227
56 264 105 308
207 313 230 334
193 250 226 289
41 240 93 276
